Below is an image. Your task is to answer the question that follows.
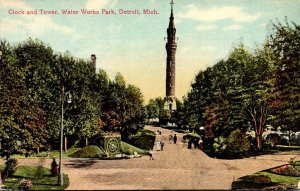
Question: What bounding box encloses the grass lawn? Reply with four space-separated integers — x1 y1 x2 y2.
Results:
0 165 69 190
121 141 148 155
232 161 300 190
8 148 81 159
276 145 300 151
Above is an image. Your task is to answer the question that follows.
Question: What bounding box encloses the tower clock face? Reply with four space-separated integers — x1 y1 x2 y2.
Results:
107 138 119 153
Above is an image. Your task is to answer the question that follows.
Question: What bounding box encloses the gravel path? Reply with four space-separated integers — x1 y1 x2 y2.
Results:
1 125 299 190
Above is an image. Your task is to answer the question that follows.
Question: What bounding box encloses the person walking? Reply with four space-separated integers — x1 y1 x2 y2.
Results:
156 140 161 151
160 141 164 151
169 134 173 144
149 149 154 160
173 134 177 144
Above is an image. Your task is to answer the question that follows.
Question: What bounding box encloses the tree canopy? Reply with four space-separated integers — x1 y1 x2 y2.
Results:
0 38 145 158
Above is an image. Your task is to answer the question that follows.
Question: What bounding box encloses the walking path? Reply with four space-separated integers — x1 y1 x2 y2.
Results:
1 125 299 189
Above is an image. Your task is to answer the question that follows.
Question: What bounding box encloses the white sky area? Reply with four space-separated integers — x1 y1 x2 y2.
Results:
1 0 300 103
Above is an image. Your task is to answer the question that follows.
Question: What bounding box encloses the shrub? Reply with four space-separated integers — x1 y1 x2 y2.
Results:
69 145 104 158
19 179 33 190
289 157 297 168
121 141 147 155
227 129 250 158
128 130 156 150
253 175 272 184
4 158 18 177
213 136 227 157
266 133 281 146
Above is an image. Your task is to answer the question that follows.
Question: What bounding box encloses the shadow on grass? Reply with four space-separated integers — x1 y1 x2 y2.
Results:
64 159 98 168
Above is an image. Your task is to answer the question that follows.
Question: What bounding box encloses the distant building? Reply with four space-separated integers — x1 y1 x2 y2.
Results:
91 54 96 73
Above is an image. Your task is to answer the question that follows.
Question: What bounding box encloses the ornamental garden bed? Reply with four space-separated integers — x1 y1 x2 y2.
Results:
0 165 69 190
232 160 300 190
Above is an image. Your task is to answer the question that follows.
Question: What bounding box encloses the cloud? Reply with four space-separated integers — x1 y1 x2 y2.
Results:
85 0 118 9
0 0 31 10
149 0 157 4
106 22 122 33
223 24 241 31
179 4 261 23
196 24 217 31
0 0 80 40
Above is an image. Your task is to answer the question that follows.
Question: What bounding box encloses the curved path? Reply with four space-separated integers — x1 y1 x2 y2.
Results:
1 125 299 189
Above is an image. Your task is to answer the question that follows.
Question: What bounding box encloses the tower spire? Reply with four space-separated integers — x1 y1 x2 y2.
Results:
164 0 177 112
169 0 175 28
170 0 174 11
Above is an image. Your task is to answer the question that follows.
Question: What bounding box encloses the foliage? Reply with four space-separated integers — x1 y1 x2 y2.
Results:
69 145 105 158
266 133 281 146
253 175 272 184
145 99 160 121
133 129 156 137
120 141 147 155
4 158 18 177
3 165 69 190
122 129 156 150
212 136 227 156
0 38 146 156
289 157 298 168
267 19 300 135
181 19 299 155
226 129 250 157
19 179 33 190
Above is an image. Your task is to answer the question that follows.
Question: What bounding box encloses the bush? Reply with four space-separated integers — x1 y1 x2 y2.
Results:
213 136 227 157
69 145 104 158
121 141 147 155
266 133 281 146
227 129 250 158
253 175 271 184
4 158 18 177
19 179 33 190
127 129 156 150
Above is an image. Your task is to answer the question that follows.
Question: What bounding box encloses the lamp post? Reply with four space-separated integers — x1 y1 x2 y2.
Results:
199 126 205 150
58 86 72 186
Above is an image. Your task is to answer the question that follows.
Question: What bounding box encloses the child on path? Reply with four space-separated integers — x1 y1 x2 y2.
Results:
149 149 154 160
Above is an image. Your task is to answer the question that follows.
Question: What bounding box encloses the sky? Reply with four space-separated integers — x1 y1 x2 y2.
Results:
0 0 300 103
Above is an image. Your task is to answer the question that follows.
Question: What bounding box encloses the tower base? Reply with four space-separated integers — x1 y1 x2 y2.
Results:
163 96 177 111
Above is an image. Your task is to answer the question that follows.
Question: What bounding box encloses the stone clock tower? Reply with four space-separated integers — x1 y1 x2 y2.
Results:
164 0 177 111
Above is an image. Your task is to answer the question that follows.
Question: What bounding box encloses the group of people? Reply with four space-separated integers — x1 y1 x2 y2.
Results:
148 129 179 160
183 135 204 150
169 133 177 144
155 140 165 151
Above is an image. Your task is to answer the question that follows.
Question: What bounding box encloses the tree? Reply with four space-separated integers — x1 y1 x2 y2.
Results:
268 19 300 139
145 99 160 122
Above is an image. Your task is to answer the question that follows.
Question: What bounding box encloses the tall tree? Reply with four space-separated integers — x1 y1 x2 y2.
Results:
268 19 300 137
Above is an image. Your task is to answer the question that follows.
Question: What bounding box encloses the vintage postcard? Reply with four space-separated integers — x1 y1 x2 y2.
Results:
0 0 300 190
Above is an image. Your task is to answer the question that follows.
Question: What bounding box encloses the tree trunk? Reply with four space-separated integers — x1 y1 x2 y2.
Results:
85 137 88 146
64 136 67 152
257 135 262 150
37 146 40 154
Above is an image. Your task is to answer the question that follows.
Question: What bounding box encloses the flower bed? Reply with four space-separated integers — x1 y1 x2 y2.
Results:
271 164 300 177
